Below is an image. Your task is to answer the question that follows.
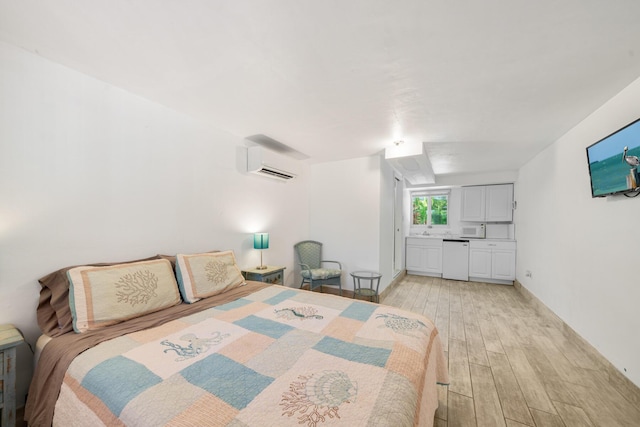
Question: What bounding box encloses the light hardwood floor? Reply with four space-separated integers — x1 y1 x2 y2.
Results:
381 274 640 427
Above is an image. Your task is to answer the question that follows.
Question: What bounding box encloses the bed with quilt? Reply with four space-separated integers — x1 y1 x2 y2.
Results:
25 251 448 427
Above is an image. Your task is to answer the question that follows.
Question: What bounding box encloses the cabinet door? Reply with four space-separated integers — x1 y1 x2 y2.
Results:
492 250 516 280
406 245 427 271
461 186 486 221
485 184 513 222
424 247 443 273
469 248 492 278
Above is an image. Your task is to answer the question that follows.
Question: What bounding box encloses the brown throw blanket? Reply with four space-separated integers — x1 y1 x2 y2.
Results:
25 281 270 427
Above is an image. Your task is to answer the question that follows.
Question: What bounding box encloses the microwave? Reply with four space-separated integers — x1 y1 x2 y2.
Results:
460 224 486 238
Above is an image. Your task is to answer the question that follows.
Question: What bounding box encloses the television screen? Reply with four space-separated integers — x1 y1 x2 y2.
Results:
586 118 640 197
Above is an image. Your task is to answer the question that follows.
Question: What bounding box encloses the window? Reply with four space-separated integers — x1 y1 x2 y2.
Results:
412 192 448 226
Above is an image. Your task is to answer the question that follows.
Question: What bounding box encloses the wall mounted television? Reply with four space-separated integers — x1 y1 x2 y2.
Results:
586 117 640 197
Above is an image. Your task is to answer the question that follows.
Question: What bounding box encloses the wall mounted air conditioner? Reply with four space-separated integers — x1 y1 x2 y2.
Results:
246 146 298 181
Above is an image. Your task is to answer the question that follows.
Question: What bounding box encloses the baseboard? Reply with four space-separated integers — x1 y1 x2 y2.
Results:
298 284 369 301
513 280 564 328
297 271 406 302
379 270 406 300
514 279 640 409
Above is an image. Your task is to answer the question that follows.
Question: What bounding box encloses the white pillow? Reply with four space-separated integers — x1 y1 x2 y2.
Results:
175 251 245 303
68 259 181 333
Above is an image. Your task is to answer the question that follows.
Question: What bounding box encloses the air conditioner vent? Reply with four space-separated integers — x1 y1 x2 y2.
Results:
255 166 295 180
246 146 298 181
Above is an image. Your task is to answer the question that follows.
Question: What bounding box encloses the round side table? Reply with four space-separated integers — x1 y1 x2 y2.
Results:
350 271 382 303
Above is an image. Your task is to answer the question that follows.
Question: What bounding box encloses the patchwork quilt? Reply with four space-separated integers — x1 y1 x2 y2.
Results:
53 286 448 427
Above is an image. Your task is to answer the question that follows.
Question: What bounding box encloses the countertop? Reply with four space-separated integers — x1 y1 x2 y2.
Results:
407 235 516 242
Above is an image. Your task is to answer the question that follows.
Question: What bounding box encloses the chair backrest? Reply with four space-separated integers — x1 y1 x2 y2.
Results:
294 240 322 269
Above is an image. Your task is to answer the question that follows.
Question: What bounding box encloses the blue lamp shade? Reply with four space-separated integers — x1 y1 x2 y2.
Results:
253 233 269 250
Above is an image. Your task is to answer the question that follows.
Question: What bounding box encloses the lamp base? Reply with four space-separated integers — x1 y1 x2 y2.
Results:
256 250 267 270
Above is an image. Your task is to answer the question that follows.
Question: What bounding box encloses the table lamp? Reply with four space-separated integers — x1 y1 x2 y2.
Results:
253 232 269 270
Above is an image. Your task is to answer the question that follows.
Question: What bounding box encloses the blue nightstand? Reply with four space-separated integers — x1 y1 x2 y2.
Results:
0 324 24 427
242 266 285 285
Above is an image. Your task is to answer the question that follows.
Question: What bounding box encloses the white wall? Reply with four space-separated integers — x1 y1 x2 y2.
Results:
309 155 396 293
0 41 310 404
516 75 640 387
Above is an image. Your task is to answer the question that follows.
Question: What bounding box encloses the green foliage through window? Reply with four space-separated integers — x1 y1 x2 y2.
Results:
412 194 448 226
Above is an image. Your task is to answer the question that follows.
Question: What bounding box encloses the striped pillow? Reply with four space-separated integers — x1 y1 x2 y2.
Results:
176 251 245 303
68 259 181 333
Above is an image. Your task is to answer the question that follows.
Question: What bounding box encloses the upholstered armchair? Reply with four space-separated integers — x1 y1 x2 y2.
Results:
294 240 342 295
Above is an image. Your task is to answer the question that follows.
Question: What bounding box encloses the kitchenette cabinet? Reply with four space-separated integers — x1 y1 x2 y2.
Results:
461 184 514 222
406 237 443 276
469 240 516 284
460 186 486 221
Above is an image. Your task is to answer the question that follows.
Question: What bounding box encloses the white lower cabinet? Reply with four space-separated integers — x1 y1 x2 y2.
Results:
406 238 443 276
492 249 516 280
469 240 516 284
469 247 492 279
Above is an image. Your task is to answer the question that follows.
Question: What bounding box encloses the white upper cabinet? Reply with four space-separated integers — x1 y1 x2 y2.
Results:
460 186 486 221
485 184 514 222
461 184 513 222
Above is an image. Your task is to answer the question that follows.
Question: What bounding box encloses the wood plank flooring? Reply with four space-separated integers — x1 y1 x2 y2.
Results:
381 275 640 427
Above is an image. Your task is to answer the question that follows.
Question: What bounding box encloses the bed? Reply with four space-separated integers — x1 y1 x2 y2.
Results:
25 252 448 427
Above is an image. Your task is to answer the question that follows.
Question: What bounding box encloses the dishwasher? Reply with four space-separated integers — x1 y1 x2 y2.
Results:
442 239 470 281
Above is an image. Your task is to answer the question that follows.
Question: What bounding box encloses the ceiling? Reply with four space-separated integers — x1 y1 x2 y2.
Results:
2 1 640 178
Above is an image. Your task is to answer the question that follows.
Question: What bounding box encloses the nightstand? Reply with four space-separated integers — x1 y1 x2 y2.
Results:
0 325 23 427
242 266 286 285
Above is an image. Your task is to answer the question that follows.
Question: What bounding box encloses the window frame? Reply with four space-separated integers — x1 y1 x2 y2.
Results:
410 190 450 230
